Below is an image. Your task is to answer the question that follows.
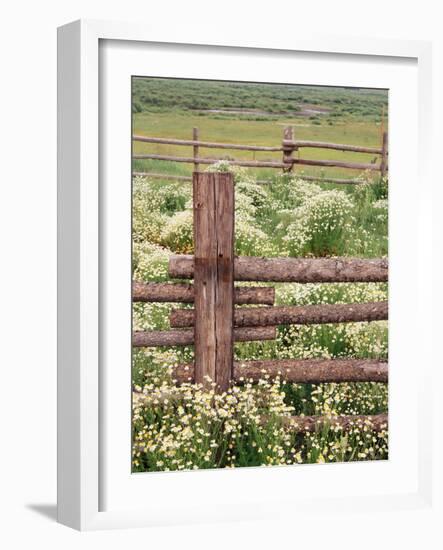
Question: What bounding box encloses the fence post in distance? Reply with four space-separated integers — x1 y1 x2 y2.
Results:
282 126 295 172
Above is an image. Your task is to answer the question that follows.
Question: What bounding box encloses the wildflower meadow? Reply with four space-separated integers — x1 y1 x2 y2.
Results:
131 79 388 472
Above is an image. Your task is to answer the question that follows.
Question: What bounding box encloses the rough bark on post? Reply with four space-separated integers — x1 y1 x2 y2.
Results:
193 127 199 172
170 301 388 328
380 131 388 178
282 126 295 172
193 172 234 391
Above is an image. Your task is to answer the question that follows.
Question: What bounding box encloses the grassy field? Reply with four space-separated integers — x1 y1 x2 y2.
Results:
131 78 389 473
132 77 388 180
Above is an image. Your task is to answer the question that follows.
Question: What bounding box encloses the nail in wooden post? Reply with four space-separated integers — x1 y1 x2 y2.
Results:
380 131 388 178
282 126 295 172
193 172 234 392
193 127 199 172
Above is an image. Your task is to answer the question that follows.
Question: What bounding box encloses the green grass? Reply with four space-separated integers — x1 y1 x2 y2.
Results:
132 78 388 181
131 78 389 472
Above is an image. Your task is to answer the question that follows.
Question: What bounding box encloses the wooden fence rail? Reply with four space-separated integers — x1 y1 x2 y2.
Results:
132 126 388 184
133 134 384 155
133 153 288 169
133 387 389 433
169 254 388 283
282 139 383 154
132 281 275 305
133 134 283 152
132 171 373 186
132 171 388 434
170 301 388 328
133 153 380 172
133 326 276 347
168 358 388 384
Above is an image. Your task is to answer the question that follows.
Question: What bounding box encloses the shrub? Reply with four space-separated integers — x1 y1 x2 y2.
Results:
235 216 274 256
269 175 322 210
132 241 171 282
132 177 168 243
160 209 194 253
283 189 354 256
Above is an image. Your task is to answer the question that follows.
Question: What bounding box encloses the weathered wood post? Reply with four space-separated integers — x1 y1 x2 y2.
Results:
193 127 199 172
282 126 295 172
380 131 388 178
193 172 234 392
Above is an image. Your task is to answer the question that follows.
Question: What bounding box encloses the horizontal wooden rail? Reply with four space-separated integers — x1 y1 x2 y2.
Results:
169 255 388 283
133 153 380 171
133 135 382 155
133 326 276 347
132 390 388 433
282 413 388 433
133 171 365 186
171 358 388 384
234 358 387 383
283 139 383 154
132 281 275 305
133 134 282 152
290 157 380 171
133 153 287 169
170 301 388 328
297 175 364 185
133 171 192 181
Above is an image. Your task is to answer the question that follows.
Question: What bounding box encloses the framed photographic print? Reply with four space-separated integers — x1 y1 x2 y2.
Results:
57 19 434 531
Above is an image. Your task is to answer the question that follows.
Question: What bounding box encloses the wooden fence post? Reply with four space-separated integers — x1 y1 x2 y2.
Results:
380 131 388 178
282 126 295 172
193 127 199 172
193 172 234 392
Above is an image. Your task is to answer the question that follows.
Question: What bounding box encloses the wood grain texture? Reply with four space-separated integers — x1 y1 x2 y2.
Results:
167 358 388 384
170 301 388 328
132 326 276 347
193 172 217 385
169 255 388 283
233 358 388 383
214 173 235 391
132 281 275 305
193 172 234 391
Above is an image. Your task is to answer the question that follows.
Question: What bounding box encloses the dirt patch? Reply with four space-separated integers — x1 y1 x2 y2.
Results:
197 105 332 117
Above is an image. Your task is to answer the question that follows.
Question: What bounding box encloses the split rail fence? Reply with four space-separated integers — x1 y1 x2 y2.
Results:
133 126 388 185
133 172 389 433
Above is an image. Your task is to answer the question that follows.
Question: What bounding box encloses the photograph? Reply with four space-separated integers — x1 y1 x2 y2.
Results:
3 2 437 542
131 76 389 473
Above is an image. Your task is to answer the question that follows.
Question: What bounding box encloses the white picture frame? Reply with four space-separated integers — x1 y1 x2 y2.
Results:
57 19 436 531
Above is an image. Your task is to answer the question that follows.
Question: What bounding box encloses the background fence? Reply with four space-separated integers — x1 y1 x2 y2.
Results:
133 171 388 433
133 126 388 185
